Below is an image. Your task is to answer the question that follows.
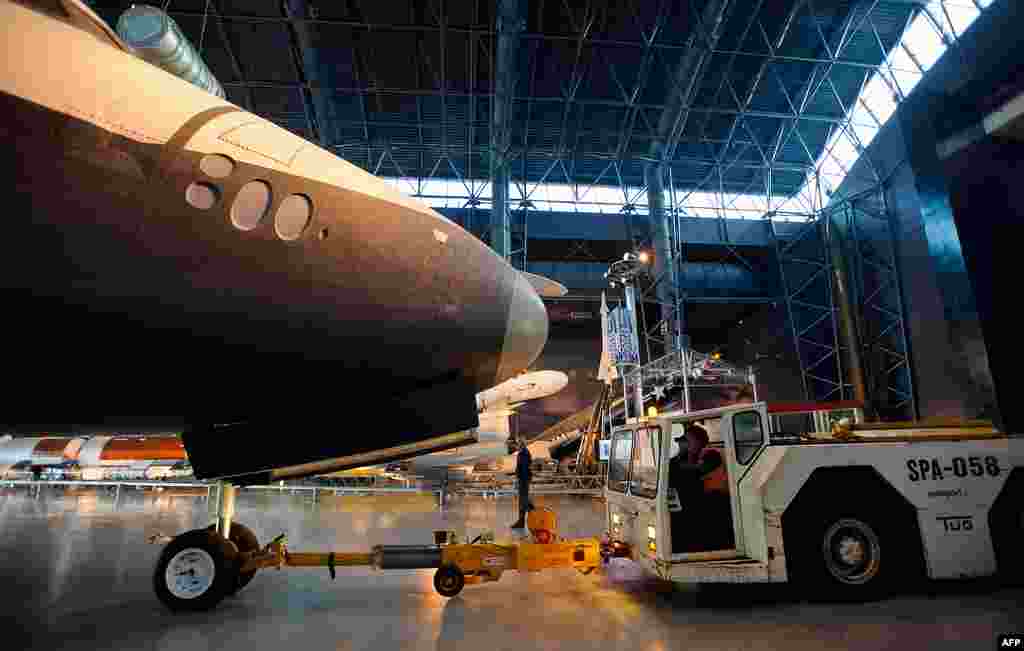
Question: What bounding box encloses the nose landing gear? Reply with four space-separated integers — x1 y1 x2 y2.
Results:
154 482 260 611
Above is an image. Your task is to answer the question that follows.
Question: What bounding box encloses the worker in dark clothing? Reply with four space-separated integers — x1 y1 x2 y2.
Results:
510 437 534 529
682 425 727 494
668 424 718 499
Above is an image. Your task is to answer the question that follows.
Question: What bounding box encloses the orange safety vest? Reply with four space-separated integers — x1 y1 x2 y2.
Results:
699 449 729 495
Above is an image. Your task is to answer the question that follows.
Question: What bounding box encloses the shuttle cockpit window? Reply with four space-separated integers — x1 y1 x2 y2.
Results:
275 194 313 241
231 180 272 231
185 182 219 210
607 430 633 494
199 154 235 179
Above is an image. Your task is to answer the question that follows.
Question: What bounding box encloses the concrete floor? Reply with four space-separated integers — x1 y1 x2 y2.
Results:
2 486 1021 651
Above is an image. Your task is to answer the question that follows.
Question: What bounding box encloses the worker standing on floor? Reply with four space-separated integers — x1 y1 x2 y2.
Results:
510 436 534 528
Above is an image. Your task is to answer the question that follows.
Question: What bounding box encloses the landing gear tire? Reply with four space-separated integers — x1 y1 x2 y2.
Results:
208 523 260 595
433 564 465 598
794 514 894 602
154 529 239 612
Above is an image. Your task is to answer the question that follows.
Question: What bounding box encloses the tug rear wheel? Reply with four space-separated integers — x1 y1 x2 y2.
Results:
154 529 238 612
434 564 465 598
791 511 908 602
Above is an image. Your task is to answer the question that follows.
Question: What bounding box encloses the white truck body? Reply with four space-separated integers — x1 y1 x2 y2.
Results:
604 402 1023 595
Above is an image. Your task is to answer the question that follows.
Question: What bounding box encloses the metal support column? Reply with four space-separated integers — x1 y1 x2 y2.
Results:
640 0 734 362
645 162 678 356
490 0 523 262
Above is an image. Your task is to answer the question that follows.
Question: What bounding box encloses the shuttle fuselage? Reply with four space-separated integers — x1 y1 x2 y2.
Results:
0 0 548 481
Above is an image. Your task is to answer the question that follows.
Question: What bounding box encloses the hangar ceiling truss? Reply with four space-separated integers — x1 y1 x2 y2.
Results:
87 0 992 217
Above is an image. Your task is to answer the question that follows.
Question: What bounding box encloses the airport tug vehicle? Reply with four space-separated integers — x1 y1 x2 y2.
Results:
152 496 600 611
603 401 1024 600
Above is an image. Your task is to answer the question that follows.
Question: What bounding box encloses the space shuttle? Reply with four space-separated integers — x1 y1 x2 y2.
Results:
406 370 568 473
329 369 568 477
0 0 549 484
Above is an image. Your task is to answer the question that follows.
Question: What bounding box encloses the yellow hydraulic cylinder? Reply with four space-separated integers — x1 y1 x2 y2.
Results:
284 552 374 568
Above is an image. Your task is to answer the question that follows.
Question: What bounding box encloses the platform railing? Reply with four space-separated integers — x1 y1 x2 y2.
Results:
0 479 446 507
0 477 607 503
451 475 605 497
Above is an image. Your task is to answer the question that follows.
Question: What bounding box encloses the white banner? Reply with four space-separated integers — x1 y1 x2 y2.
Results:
611 307 639 366
606 305 621 364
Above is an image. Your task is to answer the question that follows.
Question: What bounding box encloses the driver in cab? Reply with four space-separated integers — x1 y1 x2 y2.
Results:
667 423 731 552
671 424 728 497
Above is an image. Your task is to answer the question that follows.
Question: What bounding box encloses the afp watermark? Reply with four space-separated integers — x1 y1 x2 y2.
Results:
998 634 1024 649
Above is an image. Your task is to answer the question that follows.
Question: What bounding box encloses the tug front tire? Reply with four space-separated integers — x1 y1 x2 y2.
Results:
434 564 465 598
154 529 239 612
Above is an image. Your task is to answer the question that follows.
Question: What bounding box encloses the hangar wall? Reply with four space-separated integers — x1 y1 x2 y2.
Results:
718 302 804 404
515 319 606 437
828 0 1023 426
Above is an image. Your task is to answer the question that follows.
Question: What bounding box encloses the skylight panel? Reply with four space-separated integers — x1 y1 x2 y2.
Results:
859 75 898 126
400 176 419 194
420 179 447 197
933 2 981 38
509 182 523 201
830 131 860 169
849 106 880 149
902 11 946 71
546 183 575 203
886 47 925 98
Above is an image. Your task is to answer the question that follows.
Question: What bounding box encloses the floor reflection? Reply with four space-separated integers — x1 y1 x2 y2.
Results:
1 486 1020 651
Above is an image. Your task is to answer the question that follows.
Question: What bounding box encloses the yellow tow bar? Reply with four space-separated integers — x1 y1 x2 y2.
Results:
236 508 602 597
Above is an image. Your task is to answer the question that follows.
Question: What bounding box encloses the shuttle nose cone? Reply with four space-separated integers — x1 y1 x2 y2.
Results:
495 272 549 383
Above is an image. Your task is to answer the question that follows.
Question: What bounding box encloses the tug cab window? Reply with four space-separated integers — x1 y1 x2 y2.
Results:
608 430 633 493
629 427 660 499
733 411 764 465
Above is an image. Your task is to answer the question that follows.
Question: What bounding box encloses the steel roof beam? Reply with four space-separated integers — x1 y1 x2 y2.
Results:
691 0 767 164
410 3 425 194
556 3 598 157
208 0 254 111
520 0 546 204
343 0 388 141
167 9 909 72
656 0 736 162
613 0 670 161
769 0 884 178
329 142 811 173
695 0 805 211
223 80 863 125
439 0 448 151
281 0 325 146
